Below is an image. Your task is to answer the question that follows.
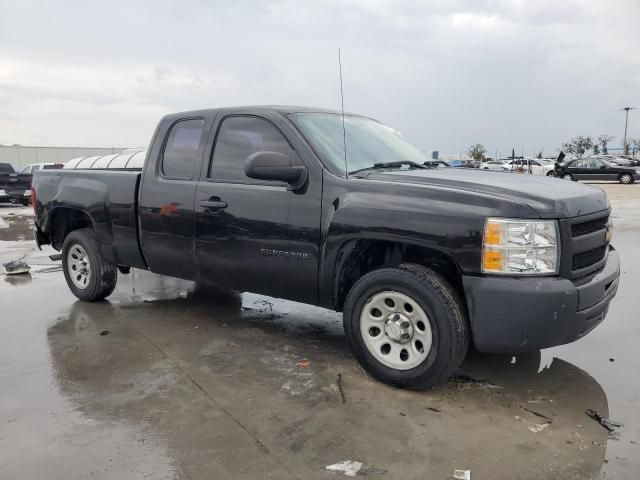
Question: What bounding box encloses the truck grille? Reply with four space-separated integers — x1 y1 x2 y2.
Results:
571 216 608 237
560 211 610 281
572 245 607 271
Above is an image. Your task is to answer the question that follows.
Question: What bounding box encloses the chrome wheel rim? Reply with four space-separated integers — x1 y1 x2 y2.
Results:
621 174 632 184
359 290 433 370
67 244 91 289
562 174 573 180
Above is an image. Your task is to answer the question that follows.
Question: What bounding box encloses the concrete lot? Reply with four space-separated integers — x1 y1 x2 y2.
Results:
0 182 638 479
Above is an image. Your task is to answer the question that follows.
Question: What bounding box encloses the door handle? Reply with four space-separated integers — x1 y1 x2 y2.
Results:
200 197 228 211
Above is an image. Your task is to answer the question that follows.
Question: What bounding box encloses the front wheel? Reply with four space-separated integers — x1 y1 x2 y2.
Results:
562 173 574 181
619 173 634 184
343 264 469 389
62 228 117 301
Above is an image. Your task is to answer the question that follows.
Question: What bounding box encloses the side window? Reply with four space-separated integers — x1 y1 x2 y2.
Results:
161 118 205 179
31 164 42 172
589 159 602 169
211 116 293 183
20 166 31 174
571 160 585 168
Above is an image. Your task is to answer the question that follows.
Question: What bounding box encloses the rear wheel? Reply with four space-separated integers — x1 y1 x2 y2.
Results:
343 264 469 389
62 228 117 301
546 171 556 177
619 173 634 184
562 173 574 181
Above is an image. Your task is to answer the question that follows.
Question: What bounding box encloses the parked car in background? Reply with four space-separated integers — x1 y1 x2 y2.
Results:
502 159 555 176
607 156 640 167
447 159 477 168
0 164 15 203
0 163 15 173
555 157 638 184
423 160 449 169
479 160 506 171
0 162 63 205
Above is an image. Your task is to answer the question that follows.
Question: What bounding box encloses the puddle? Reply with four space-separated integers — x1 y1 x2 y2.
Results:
0 215 34 241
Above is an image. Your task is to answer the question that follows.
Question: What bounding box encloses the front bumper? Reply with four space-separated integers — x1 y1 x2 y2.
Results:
463 247 620 353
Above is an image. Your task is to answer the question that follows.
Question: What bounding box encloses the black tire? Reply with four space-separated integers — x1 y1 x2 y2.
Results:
343 263 469 389
619 173 634 184
546 171 556 177
62 228 117 301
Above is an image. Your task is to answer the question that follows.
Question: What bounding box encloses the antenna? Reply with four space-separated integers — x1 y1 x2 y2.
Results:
338 48 347 179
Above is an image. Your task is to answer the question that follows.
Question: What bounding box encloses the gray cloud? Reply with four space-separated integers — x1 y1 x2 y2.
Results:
0 0 638 155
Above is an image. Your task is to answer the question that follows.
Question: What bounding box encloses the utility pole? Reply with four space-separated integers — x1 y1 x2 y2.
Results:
620 107 636 155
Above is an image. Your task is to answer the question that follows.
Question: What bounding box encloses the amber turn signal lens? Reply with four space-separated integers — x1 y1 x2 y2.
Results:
482 249 504 272
484 221 504 246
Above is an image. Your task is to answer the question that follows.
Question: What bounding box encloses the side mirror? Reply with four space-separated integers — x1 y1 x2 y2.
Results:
244 151 307 190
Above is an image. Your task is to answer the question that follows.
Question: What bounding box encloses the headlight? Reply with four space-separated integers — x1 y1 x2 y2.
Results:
0 189 6 195
483 218 559 275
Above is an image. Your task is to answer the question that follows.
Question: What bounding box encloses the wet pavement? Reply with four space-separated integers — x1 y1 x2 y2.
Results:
0 184 638 479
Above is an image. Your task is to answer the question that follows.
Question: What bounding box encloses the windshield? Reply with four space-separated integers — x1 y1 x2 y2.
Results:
289 113 427 174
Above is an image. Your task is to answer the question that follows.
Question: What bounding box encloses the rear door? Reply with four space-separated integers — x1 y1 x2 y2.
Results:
138 116 209 279
567 159 588 179
194 112 321 302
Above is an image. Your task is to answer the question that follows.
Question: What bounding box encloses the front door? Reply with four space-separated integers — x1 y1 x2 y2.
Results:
194 114 318 300
588 158 617 181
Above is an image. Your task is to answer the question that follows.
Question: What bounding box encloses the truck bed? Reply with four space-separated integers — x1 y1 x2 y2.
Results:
33 169 146 269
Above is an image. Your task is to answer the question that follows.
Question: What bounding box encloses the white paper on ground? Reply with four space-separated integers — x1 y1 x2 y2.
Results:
326 460 364 477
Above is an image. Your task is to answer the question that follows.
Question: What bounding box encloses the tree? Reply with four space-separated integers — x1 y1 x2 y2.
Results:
598 134 614 154
593 144 600 155
536 148 543 159
467 144 486 161
562 136 594 159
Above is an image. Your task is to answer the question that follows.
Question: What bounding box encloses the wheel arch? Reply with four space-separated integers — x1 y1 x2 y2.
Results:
49 207 95 250
330 238 465 312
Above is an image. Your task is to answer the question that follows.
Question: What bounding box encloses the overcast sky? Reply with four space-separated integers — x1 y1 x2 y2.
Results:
1 0 639 156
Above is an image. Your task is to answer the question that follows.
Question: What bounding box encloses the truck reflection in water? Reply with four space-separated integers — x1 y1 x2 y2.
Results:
46 269 610 479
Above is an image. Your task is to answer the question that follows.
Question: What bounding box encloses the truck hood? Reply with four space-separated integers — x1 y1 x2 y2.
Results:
363 168 609 218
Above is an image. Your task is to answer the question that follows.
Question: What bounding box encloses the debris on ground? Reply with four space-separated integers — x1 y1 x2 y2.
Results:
99 330 109 336
449 374 502 389
49 253 62 261
453 469 471 480
357 466 387 476
528 423 549 433
427 407 442 413
3 260 31 275
326 460 363 477
609 358 615 362
523 407 554 423
253 299 273 312
337 373 346 404
296 359 311 368
585 409 622 438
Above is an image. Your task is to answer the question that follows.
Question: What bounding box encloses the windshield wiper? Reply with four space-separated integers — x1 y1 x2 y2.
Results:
348 161 427 175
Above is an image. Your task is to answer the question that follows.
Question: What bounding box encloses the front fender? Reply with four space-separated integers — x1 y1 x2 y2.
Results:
318 191 486 308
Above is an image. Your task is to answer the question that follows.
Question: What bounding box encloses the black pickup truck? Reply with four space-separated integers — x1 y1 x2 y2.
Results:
32 106 620 389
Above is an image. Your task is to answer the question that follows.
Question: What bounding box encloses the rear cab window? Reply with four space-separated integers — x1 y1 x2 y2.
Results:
161 118 205 179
